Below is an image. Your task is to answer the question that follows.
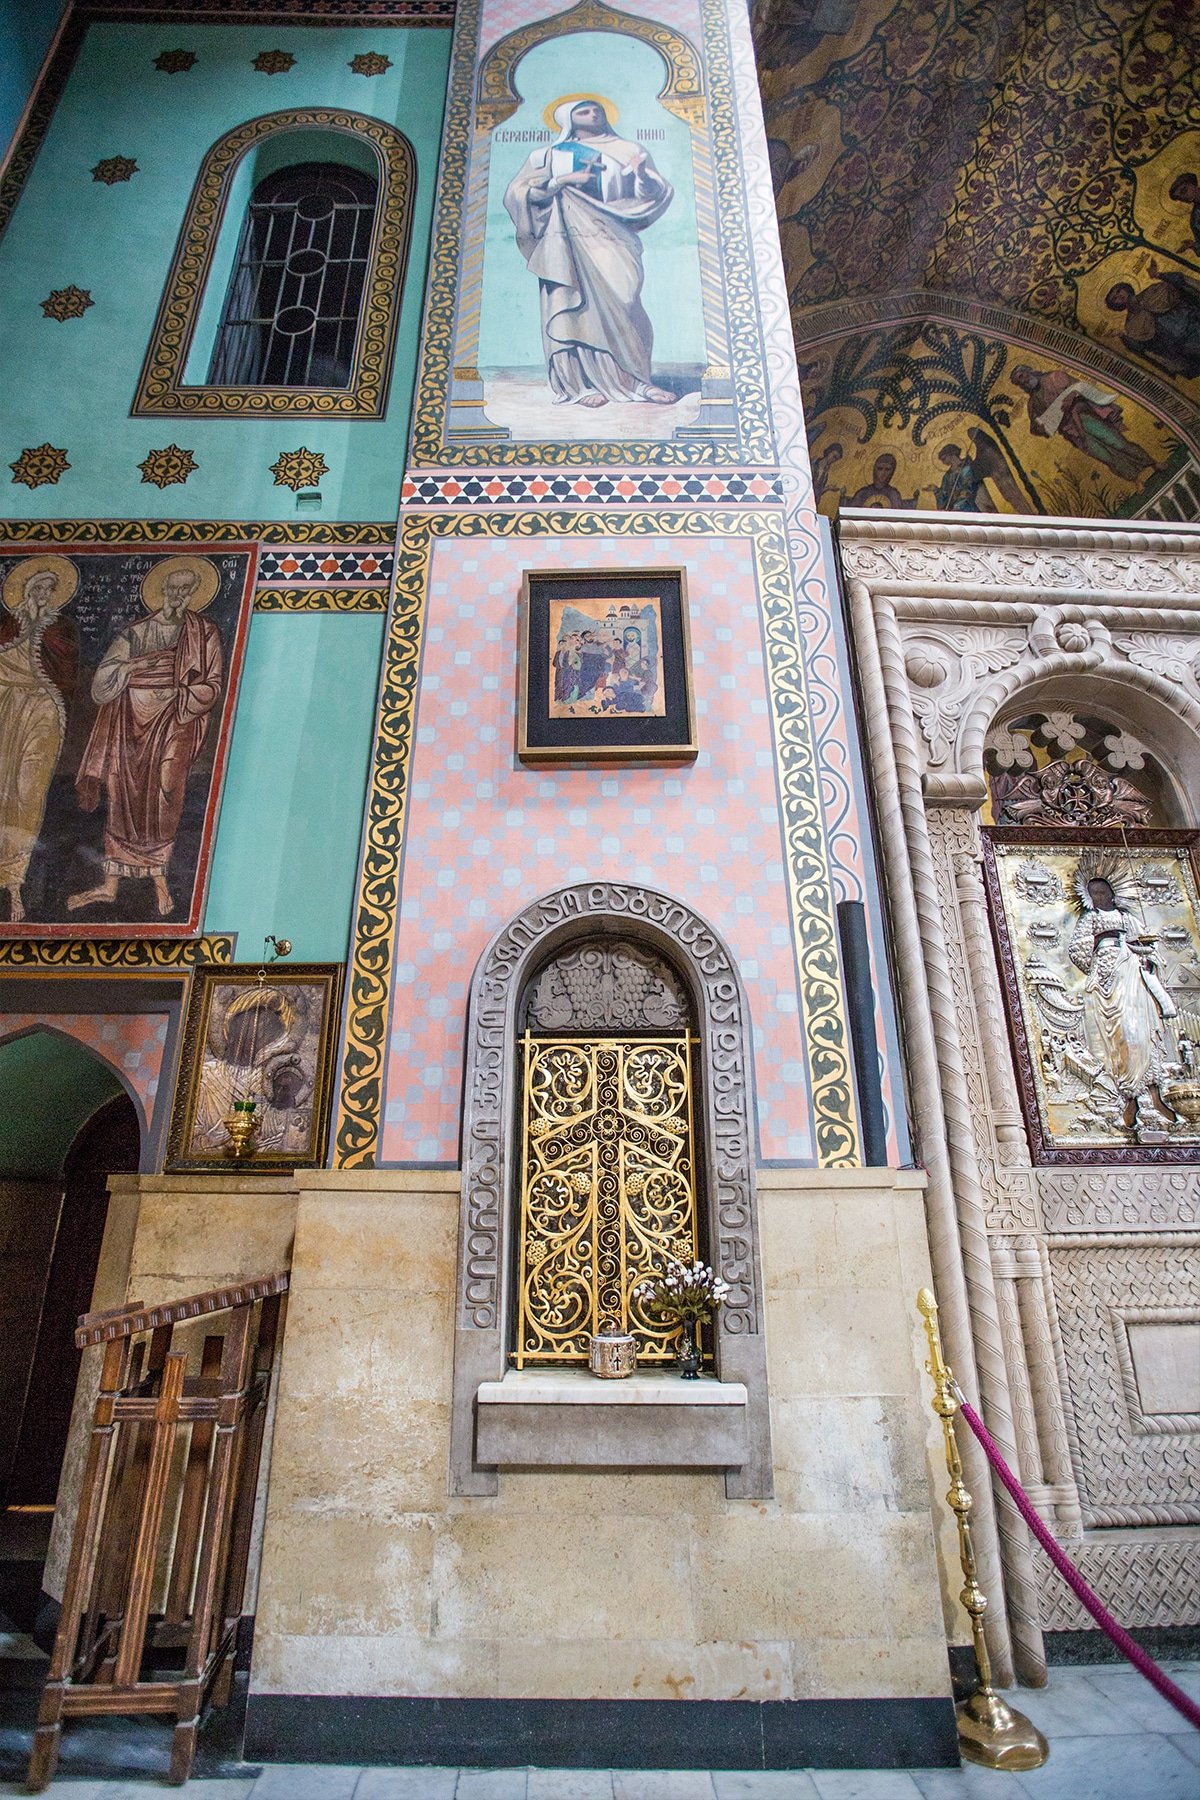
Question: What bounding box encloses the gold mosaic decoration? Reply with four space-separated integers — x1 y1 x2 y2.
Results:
9 445 69 489
132 108 416 419
253 50 295 75
138 445 198 489
270 447 328 491
91 156 137 184
350 53 392 77
333 509 858 1171
154 50 196 73
40 286 92 321
516 1032 699 1365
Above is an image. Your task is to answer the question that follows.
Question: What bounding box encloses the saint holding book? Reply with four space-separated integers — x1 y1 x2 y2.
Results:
503 98 676 408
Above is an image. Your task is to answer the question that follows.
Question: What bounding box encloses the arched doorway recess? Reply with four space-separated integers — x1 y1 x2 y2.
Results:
450 881 772 1499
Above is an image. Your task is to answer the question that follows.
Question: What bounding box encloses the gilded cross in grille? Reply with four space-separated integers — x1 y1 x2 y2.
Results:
516 1032 698 1366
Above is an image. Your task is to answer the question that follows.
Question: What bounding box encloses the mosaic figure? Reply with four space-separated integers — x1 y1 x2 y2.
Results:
1011 365 1155 483
847 453 916 508
68 558 222 919
1104 270 1200 381
0 557 78 922
1168 172 1200 257
503 100 675 409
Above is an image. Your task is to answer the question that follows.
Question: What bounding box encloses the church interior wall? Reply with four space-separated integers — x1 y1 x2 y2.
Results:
383 528 816 1165
0 0 970 1766
0 18 450 524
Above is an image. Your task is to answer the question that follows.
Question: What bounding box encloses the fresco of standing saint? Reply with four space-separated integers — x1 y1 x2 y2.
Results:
68 557 223 919
504 99 675 409
0 556 78 922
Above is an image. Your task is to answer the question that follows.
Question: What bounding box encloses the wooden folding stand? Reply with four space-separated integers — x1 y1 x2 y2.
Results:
27 1273 288 1791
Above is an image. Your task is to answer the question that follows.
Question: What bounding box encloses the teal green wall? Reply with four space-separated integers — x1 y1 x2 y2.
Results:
0 0 68 166
0 20 450 522
478 32 706 372
0 1031 122 1178
204 612 385 961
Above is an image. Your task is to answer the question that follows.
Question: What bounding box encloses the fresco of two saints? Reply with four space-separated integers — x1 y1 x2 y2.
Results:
0 546 253 935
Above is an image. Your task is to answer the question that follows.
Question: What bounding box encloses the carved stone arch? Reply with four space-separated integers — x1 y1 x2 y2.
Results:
133 108 416 418
957 636 1200 824
450 881 771 1498
475 0 705 131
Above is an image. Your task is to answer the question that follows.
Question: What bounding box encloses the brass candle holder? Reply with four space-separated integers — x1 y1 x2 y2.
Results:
917 1287 1049 1771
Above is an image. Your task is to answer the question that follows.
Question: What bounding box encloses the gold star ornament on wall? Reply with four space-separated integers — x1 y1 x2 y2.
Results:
139 445 198 489
154 49 196 73
91 156 138 184
350 53 392 76
10 445 71 489
270 447 328 490
253 50 295 74
40 286 93 321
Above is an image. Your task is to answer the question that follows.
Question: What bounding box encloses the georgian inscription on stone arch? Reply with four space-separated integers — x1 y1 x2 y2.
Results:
458 881 762 1337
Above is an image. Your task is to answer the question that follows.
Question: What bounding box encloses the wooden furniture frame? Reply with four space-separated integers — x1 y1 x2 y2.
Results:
27 1274 287 1790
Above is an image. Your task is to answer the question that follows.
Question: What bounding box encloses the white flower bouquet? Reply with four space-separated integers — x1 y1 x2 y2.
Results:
635 1258 730 1325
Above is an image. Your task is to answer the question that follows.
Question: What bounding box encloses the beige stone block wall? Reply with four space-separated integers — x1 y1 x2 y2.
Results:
250 1167 953 1703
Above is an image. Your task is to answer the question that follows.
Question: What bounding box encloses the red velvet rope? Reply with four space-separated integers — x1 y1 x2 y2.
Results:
956 1391 1200 1731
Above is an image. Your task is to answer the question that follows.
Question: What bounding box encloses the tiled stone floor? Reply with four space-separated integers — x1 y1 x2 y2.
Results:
1 1664 1196 1800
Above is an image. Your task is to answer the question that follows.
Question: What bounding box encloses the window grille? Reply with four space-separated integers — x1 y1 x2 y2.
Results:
208 161 378 388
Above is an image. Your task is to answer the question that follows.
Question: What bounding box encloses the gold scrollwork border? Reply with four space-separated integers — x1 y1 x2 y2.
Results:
0 934 236 970
0 519 394 545
409 0 772 466
333 508 858 1170
253 587 389 612
476 0 703 131
132 109 416 419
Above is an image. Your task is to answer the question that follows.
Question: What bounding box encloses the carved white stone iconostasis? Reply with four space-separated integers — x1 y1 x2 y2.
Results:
840 511 1200 1677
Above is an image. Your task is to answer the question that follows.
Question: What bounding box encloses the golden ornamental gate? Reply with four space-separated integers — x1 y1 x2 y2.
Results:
515 1030 699 1366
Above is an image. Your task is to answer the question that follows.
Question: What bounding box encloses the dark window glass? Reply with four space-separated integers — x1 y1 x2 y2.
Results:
208 160 378 388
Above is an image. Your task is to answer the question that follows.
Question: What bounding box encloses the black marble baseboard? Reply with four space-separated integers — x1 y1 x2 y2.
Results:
244 1693 960 1770
1045 1626 1200 1666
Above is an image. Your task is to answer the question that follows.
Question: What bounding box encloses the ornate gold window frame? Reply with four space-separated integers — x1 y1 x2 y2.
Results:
132 109 416 419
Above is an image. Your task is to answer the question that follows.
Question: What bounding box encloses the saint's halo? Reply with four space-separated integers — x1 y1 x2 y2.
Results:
140 554 221 612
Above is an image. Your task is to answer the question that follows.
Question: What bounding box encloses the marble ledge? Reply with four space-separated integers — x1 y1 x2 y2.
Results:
755 1166 927 1191
478 1369 747 1406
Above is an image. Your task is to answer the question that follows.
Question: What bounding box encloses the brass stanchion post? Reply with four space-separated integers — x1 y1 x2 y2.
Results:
918 1287 1049 1770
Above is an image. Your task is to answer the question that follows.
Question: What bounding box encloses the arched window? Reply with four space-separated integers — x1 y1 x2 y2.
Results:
209 161 379 389
133 110 415 418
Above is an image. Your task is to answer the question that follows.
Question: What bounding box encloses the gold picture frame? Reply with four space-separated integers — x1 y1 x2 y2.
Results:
166 962 343 1171
518 567 697 764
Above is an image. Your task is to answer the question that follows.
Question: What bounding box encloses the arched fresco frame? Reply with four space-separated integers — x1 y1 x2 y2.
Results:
427 0 750 457
450 881 772 1498
132 109 416 419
